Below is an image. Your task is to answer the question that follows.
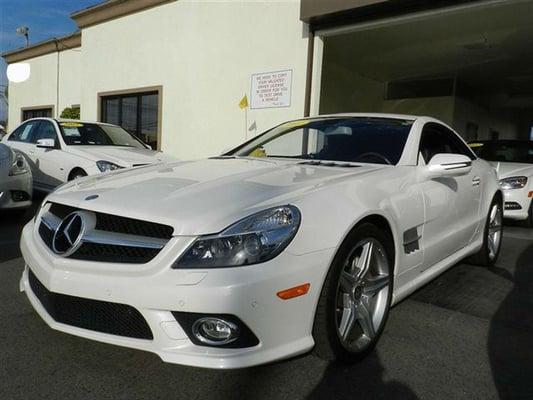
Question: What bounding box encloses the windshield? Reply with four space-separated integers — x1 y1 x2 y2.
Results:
58 122 147 148
469 141 533 163
228 117 413 165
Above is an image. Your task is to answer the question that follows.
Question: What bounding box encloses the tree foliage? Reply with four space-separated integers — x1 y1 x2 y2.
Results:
60 106 80 119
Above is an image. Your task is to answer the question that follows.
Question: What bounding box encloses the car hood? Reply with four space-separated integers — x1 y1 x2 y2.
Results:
49 158 383 235
490 161 533 179
65 146 174 167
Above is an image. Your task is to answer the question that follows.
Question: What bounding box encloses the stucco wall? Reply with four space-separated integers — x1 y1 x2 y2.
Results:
7 48 81 129
80 0 309 159
453 97 519 140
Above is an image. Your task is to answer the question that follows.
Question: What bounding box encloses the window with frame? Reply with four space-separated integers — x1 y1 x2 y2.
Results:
8 121 40 143
101 91 159 149
419 123 476 164
32 121 59 145
22 108 53 121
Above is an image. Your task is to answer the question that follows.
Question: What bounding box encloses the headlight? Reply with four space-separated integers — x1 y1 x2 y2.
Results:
9 150 29 176
499 176 528 190
173 205 301 269
96 160 123 172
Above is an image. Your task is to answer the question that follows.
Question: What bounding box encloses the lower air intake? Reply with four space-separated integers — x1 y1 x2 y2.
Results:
28 269 153 340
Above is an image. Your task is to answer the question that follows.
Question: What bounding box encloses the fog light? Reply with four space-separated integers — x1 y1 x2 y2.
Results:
192 317 239 345
11 191 29 202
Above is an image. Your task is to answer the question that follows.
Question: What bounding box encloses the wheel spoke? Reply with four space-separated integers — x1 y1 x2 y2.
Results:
489 225 501 233
363 274 389 297
339 301 357 340
340 271 357 292
490 205 498 224
353 241 373 279
356 300 376 339
488 235 496 256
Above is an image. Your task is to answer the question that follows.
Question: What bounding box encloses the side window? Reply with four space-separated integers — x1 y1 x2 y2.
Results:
8 121 39 143
443 126 476 161
419 123 476 164
32 121 58 143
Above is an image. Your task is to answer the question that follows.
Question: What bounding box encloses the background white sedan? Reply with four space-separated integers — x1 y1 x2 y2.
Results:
1 119 173 192
470 140 533 226
0 143 32 210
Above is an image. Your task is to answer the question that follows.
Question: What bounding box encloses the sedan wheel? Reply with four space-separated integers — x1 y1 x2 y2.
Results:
468 196 503 266
313 223 393 362
335 239 390 351
487 203 503 261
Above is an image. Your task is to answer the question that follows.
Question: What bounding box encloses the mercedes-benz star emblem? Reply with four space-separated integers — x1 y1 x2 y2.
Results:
52 212 86 256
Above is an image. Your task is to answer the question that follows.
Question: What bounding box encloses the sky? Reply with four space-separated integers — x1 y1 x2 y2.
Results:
0 0 100 122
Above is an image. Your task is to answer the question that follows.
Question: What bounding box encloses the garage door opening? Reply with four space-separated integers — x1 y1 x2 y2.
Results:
315 0 533 141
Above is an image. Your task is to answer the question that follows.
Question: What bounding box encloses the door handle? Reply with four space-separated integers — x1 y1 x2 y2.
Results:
472 177 481 186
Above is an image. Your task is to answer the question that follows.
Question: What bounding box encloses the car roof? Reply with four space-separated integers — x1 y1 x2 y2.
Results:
467 139 532 143
19 117 116 127
303 112 420 121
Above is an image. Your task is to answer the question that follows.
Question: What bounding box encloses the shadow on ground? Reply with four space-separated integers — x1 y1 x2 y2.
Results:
0 192 43 263
488 243 533 399
307 356 418 399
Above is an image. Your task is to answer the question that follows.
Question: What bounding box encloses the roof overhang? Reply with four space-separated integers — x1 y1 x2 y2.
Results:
71 0 177 29
1 32 81 64
300 0 479 30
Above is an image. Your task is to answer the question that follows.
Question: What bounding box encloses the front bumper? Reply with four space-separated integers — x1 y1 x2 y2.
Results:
502 188 531 220
0 171 32 209
20 220 333 369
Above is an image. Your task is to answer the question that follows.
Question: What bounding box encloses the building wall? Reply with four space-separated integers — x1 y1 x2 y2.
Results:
452 97 519 140
80 0 309 159
7 48 81 128
319 61 455 125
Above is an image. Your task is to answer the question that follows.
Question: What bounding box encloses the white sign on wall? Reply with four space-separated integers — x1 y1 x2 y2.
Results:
250 69 292 109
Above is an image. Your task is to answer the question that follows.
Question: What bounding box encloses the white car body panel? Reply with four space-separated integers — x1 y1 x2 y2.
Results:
19 114 500 368
1 118 173 192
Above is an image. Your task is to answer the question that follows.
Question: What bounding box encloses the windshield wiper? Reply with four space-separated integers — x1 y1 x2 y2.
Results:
297 160 360 168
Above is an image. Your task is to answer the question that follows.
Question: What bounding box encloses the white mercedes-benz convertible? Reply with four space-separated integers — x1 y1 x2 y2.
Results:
20 114 502 369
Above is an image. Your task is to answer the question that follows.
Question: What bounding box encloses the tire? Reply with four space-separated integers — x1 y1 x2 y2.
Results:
469 196 503 266
69 169 87 181
313 223 394 363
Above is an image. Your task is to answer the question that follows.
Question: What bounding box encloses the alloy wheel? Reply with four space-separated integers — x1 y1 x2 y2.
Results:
335 238 391 352
488 203 503 260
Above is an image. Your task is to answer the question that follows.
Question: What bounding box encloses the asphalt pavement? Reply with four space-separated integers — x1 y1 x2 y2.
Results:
0 199 532 400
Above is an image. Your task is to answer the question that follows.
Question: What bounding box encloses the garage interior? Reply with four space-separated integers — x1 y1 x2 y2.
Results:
319 0 533 141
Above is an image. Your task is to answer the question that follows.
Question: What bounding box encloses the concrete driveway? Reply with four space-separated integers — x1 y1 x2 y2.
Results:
1 201 531 400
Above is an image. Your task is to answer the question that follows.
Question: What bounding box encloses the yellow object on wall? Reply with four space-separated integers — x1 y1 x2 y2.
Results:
239 95 249 109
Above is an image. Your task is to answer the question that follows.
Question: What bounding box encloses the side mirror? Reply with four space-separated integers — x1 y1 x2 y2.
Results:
36 138 56 149
425 153 472 178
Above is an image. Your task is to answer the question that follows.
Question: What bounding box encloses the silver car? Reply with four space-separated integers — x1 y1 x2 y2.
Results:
0 143 32 209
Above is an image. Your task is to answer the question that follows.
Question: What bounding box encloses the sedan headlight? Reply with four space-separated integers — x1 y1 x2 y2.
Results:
173 205 301 269
499 176 528 190
96 160 123 172
9 150 29 176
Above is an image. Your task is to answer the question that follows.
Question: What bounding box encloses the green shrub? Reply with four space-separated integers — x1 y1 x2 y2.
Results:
60 107 80 119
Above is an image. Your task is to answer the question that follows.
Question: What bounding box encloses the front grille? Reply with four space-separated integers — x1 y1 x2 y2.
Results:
49 203 173 239
69 243 160 264
38 222 54 249
28 269 153 340
38 202 172 264
505 202 522 210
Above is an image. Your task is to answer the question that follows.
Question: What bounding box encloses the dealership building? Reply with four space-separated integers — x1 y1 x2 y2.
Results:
3 0 533 159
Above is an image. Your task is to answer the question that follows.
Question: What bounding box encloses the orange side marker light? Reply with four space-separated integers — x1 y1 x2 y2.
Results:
277 283 311 300
528 191 533 198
